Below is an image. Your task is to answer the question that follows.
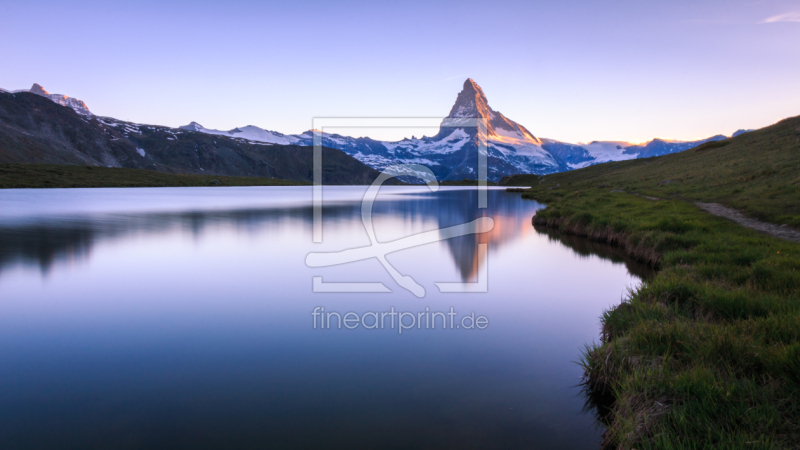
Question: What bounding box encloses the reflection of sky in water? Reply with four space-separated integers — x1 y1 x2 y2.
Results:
0 187 644 449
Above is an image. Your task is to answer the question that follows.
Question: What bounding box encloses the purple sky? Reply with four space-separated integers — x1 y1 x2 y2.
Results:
2 0 799 143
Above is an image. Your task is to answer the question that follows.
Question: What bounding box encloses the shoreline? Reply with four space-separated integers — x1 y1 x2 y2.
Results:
0 163 306 189
520 188 799 448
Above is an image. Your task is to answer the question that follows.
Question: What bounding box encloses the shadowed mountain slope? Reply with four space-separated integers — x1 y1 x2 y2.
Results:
0 92 383 185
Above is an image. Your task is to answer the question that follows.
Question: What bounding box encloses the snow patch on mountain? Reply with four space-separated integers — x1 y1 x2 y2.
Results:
179 122 297 145
577 141 638 167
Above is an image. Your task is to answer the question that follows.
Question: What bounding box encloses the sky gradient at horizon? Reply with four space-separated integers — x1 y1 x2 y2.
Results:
2 0 799 143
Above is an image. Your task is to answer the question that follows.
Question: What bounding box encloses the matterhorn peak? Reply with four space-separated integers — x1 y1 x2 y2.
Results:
447 79 490 120
440 79 539 143
462 78 486 97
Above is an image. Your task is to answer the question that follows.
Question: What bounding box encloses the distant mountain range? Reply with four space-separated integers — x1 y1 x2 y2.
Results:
0 89 383 185
1 81 752 182
179 79 748 181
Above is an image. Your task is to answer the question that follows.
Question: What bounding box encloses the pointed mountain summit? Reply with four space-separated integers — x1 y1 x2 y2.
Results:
441 79 539 143
447 79 491 119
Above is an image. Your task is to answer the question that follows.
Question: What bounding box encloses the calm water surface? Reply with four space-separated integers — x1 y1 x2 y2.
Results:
0 186 644 449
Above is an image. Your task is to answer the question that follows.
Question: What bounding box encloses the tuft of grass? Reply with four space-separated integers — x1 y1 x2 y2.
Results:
554 193 800 448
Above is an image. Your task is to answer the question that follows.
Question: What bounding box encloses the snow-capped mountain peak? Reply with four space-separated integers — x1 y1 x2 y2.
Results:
178 122 300 146
447 78 490 119
443 79 540 144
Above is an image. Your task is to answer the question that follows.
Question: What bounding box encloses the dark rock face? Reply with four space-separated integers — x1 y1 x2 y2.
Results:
29 83 49 96
0 92 383 184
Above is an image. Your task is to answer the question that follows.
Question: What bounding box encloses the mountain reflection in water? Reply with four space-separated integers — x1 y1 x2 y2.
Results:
0 188 538 282
0 186 645 449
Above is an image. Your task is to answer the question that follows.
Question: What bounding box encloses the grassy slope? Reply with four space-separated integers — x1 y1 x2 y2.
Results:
0 163 306 188
518 116 800 449
508 115 800 227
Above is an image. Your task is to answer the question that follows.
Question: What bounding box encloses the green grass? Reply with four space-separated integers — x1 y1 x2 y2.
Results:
0 163 306 188
519 115 800 449
508 115 800 227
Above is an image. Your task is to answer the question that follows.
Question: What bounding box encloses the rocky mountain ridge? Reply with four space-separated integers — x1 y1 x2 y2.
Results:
182 79 734 181
4 80 745 182
18 83 93 116
0 91 382 184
